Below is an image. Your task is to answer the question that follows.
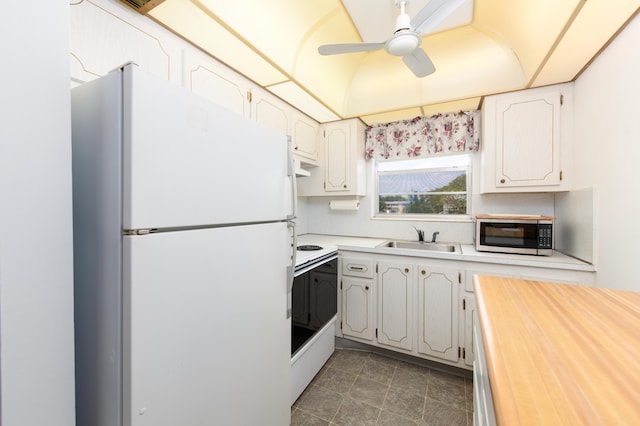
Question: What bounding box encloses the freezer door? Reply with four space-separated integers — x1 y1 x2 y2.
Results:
122 222 291 426
121 65 292 230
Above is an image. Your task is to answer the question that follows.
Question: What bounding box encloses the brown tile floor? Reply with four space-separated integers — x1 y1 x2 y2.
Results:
291 349 473 426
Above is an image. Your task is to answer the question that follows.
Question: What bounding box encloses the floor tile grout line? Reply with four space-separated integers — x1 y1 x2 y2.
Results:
375 364 395 425
294 349 473 425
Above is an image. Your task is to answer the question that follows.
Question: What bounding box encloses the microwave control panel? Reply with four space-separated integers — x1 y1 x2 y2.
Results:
538 224 553 249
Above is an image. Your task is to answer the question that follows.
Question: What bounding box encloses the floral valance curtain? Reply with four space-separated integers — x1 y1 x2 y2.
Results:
365 110 481 161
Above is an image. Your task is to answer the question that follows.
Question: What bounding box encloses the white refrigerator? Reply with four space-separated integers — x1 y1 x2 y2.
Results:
72 63 295 426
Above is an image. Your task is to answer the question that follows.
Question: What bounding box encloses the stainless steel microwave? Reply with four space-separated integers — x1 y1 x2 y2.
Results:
475 214 554 256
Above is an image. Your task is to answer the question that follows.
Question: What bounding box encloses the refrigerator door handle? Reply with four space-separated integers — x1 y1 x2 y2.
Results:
287 220 297 319
286 137 297 220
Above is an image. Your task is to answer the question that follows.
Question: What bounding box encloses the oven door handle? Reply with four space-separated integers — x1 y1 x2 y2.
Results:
294 252 338 277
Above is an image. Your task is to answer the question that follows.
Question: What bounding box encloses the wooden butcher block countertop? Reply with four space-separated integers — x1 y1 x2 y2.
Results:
473 275 640 425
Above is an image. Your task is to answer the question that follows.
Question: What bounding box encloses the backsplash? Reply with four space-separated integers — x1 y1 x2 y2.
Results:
554 187 594 263
298 158 556 244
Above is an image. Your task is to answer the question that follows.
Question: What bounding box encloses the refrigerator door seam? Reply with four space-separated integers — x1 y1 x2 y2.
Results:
122 220 288 235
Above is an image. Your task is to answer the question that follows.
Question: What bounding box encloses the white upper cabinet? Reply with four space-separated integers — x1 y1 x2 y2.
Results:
481 83 574 193
291 110 319 165
250 86 291 137
182 50 251 119
298 118 366 196
69 0 180 85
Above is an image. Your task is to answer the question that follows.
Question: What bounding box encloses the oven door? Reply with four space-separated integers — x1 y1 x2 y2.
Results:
291 254 338 356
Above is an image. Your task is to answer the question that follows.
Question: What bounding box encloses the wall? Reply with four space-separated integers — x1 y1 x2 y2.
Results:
572 12 640 291
70 0 556 247
304 151 555 243
69 0 314 238
0 3 76 426
69 1 640 291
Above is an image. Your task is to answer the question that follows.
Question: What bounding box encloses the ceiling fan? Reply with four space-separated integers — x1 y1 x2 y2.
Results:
318 0 465 77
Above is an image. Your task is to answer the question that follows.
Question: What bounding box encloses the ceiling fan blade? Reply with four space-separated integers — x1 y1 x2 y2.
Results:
318 42 385 55
403 47 436 77
411 0 466 35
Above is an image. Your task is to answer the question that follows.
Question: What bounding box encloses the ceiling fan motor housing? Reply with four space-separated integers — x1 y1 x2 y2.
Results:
385 30 420 56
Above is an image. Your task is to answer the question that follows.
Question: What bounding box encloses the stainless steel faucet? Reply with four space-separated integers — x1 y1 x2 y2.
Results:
414 227 425 242
431 231 440 243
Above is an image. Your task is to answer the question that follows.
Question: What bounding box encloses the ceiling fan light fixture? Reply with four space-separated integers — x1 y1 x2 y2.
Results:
385 31 420 56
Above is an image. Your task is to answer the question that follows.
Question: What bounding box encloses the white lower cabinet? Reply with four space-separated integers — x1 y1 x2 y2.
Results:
341 276 374 341
463 293 476 369
340 252 468 368
339 250 595 371
417 265 462 363
377 261 414 351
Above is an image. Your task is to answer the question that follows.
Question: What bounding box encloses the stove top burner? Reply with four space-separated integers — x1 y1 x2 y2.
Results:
297 244 323 251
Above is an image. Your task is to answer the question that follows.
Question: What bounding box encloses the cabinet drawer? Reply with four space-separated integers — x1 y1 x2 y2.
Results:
342 257 374 278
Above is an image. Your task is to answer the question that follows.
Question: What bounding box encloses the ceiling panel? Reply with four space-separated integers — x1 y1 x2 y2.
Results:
360 96 481 125
149 0 288 85
472 0 584 80
533 1 640 86
343 26 524 117
146 0 640 123
268 81 341 123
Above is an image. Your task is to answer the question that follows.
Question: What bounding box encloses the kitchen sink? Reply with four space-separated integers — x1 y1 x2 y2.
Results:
377 240 460 253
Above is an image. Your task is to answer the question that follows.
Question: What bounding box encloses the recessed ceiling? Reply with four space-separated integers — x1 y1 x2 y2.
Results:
342 0 474 43
144 0 639 125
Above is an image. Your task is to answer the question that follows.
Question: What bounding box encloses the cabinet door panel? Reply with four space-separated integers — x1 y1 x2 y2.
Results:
377 262 413 350
481 83 573 193
297 119 365 196
251 89 290 137
417 266 460 362
325 125 350 192
496 92 560 187
342 276 374 341
292 112 319 163
183 52 250 118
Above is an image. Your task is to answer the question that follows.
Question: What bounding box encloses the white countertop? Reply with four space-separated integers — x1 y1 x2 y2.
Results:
296 233 595 272
294 235 339 269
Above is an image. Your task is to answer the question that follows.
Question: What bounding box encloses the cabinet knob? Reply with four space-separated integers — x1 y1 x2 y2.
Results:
404 268 409 273
365 285 369 290
343 184 347 188
500 178 506 184
421 270 426 275
294 146 298 150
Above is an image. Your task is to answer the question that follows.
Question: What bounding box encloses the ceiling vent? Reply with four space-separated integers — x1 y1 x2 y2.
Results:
119 0 165 14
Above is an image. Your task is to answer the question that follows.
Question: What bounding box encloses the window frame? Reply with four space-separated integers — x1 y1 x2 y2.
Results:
373 154 473 222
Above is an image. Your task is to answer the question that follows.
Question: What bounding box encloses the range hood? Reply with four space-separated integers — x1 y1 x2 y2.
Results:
294 159 311 178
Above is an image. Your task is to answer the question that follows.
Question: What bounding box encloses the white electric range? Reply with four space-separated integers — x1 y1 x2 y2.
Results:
290 239 338 405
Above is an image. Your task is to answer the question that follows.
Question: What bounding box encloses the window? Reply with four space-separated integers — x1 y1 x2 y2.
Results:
375 154 471 218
